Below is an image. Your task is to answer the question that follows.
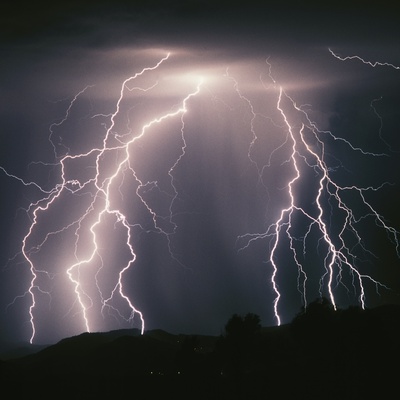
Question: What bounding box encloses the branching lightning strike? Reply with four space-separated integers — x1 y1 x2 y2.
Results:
2 48 399 342
236 55 399 325
3 53 204 343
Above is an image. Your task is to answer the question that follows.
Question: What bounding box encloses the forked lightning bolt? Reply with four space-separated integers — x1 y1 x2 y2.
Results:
2 49 399 342
236 58 399 325
3 53 204 343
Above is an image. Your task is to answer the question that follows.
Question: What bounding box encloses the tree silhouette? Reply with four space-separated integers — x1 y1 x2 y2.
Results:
217 313 261 380
291 297 337 339
290 297 339 377
225 313 261 341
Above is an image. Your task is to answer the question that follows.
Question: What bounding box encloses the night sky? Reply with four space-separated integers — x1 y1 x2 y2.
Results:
1 1 400 346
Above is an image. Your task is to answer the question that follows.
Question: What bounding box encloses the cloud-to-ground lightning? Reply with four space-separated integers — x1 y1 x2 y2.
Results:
236 57 399 325
1 46 399 344
3 52 204 343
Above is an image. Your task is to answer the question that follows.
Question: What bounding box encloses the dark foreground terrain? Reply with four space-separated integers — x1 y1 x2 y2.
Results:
1 301 400 399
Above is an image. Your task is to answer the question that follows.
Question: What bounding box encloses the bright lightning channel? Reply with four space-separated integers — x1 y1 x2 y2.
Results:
328 48 400 70
4 52 204 343
236 59 398 325
2 49 399 343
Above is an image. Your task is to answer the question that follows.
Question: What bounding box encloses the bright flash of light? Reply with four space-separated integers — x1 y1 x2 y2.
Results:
2 48 399 342
3 52 205 343
236 55 399 325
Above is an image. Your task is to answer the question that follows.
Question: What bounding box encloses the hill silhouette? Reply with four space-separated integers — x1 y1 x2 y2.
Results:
1 301 400 399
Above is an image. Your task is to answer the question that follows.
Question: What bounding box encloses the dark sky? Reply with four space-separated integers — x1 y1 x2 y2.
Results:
1 1 400 346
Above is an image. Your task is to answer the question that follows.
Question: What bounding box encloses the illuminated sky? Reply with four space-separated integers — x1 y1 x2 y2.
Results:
1 1 400 345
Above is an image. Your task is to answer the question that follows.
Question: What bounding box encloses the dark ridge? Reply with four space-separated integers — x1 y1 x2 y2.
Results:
1 303 399 398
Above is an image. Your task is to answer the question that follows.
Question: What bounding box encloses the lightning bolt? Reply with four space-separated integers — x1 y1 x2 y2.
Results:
3 52 204 342
328 48 400 70
2 48 399 343
236 60 399 325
